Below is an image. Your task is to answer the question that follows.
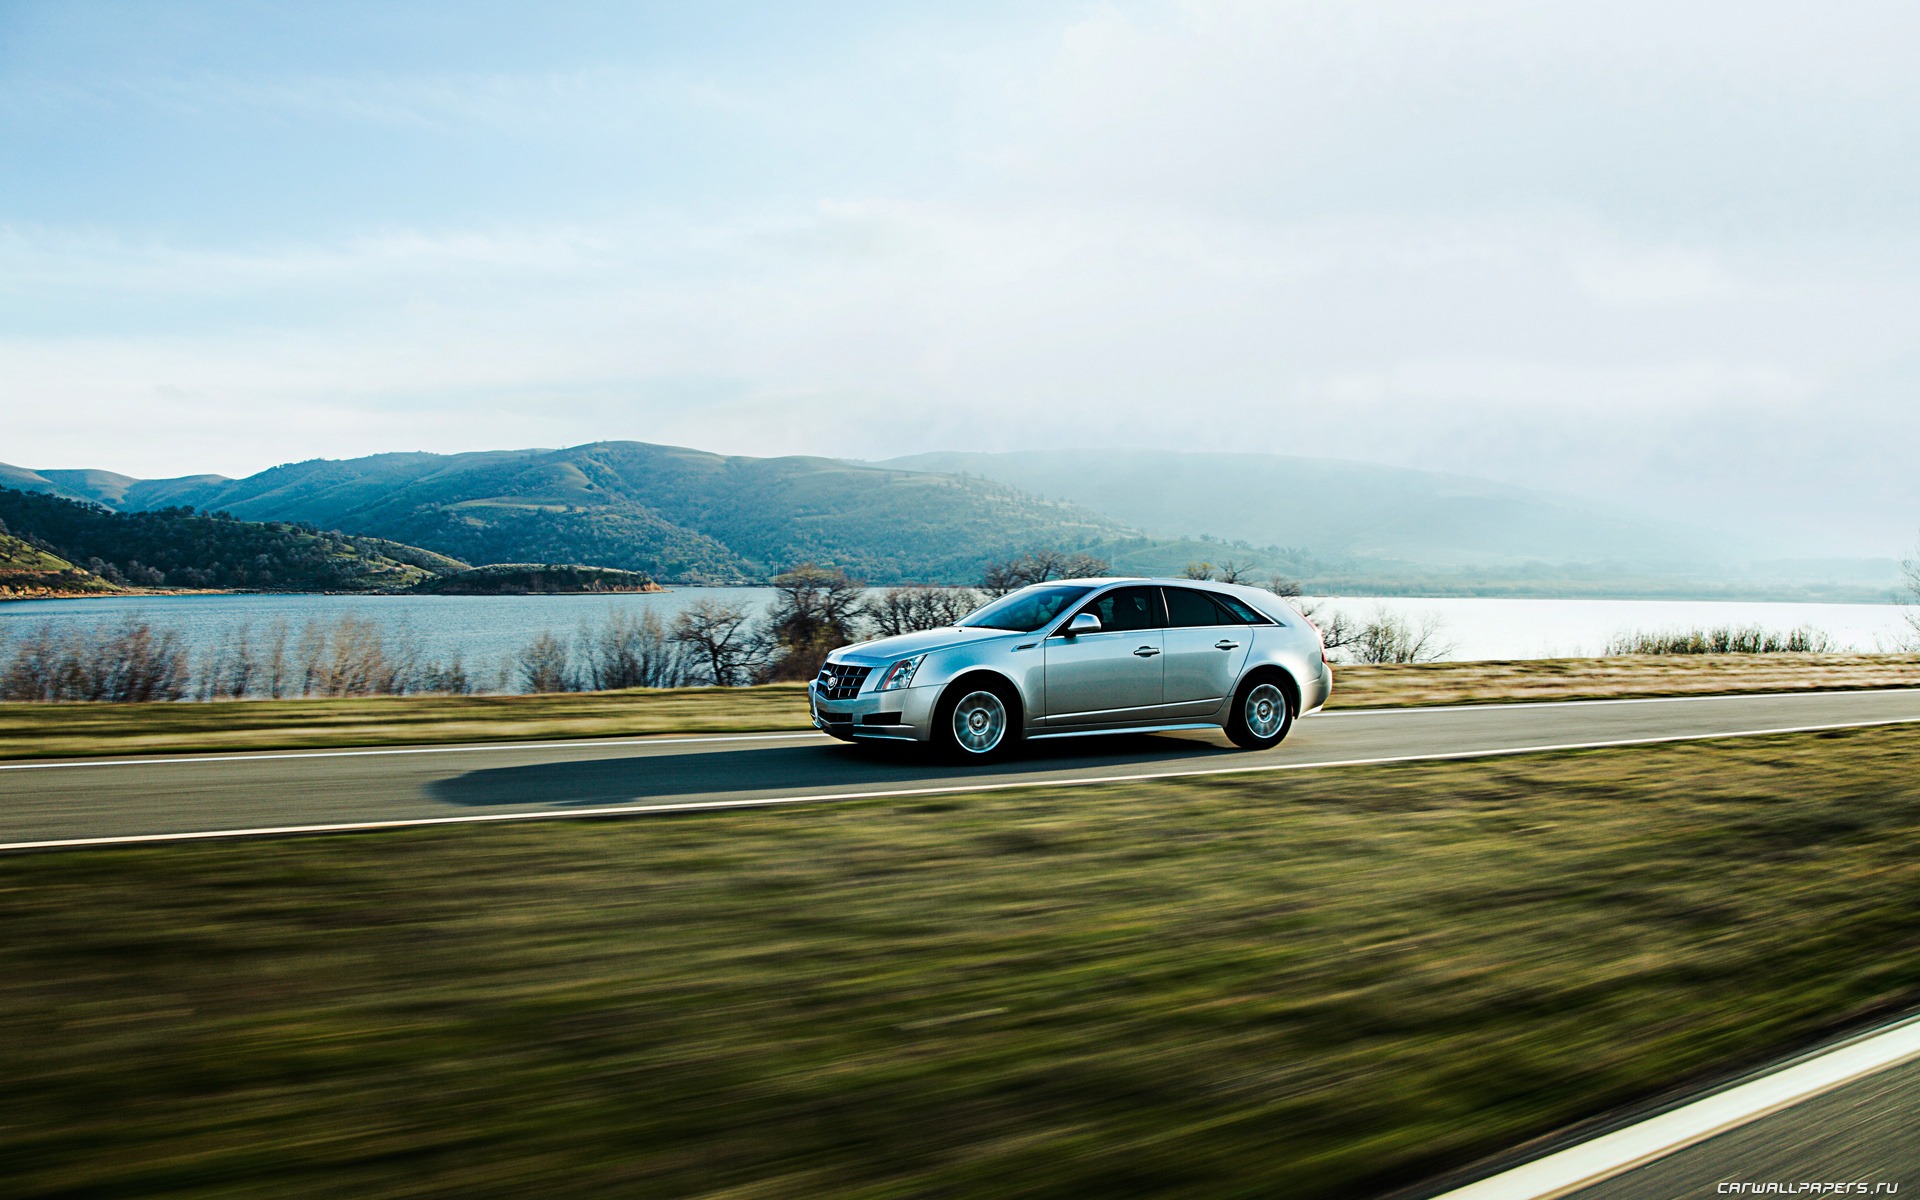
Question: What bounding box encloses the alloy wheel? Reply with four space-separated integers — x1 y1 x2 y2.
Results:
951 689 1008 755
1244 682 1288 740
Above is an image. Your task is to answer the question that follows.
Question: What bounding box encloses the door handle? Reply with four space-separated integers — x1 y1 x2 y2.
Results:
1133 646 1160 657
1215 640 1241 651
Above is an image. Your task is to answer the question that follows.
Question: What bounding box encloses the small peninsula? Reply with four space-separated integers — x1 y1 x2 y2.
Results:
409 564 662 595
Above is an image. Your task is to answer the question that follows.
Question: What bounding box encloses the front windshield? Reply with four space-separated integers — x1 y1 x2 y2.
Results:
959 584 1095 632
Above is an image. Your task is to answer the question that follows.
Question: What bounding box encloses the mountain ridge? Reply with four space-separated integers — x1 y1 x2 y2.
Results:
7 442 1880 597
877 449 1737 568
0 444 1131 585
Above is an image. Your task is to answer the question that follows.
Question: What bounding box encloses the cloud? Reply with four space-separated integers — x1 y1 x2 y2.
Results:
2 0 1918 553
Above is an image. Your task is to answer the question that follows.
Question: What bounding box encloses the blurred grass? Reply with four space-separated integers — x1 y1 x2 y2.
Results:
6 726 1920 1197
4 653 1919 761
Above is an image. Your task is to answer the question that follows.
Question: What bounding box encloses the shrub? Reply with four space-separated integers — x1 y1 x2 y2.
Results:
0 619 189 702
1605 626 1834 655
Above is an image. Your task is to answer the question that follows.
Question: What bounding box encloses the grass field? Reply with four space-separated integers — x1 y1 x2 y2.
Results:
4 652 1918 761
5 725 1920 1197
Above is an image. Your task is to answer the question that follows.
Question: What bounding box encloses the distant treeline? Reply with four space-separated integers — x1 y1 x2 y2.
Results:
416 563 658 595
0 487 463 592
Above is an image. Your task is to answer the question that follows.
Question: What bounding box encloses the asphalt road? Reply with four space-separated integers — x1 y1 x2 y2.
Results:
7 687 1920 848
1425 1010 1920 1200
1569 1054 1920 1198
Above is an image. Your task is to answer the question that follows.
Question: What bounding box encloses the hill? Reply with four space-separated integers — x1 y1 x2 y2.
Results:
0 488 466 593
0 464 236 510
0 527 120 599
414 564 661 595
11 443 1880 598
1 444 1129 584
879 450 1727 569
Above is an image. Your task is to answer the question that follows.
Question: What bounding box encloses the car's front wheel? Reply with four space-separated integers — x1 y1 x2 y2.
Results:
934 679 1020 762
1226 673 1294 750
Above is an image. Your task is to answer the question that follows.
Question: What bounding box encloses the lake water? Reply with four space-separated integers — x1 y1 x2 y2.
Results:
1297 596 1915 660
1 589 1912 676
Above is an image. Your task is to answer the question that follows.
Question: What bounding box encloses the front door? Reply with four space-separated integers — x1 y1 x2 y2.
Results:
1043 585 1164 726
1159 586 1251 717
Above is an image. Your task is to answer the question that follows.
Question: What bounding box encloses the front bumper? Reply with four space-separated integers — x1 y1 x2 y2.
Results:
808 680 941 742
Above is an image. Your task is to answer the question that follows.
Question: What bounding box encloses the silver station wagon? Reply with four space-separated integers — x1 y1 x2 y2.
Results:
809 577 1333 760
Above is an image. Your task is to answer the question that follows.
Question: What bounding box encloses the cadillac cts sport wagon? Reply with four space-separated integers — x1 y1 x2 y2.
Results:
808 578 1333 760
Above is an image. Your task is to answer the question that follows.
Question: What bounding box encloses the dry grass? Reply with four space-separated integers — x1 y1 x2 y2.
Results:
4 654 1918 761
0 685 811 760
1324 652 1920 709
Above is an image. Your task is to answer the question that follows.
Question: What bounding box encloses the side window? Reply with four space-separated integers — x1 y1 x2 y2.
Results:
1080 586 1162 633
1163 587 1230 628
1215 594 1274 625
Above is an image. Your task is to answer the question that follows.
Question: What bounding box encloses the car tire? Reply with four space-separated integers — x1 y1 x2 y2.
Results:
1226 672 1294 750
933 678 1021 763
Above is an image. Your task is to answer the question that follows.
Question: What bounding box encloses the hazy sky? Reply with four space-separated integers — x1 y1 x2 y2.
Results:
4 1 1917 553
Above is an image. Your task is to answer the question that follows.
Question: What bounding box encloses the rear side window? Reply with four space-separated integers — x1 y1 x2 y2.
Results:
1163 586 1235 628
1214 594 1274 624
1075 586 1163 633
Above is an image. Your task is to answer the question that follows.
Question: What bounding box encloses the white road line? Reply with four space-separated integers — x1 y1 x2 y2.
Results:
6 687 1918 773
5 713 1918 853
1429 1014 1920 1200
0 730 825 772
1323 686 1920 717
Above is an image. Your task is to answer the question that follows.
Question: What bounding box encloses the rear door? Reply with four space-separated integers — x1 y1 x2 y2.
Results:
1159 586 1252 717
1042 585 1165 726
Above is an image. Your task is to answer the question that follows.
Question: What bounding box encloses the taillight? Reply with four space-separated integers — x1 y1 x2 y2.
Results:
1301 613 1331 664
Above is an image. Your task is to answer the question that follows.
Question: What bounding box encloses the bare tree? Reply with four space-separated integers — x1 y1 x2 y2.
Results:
764 563 864 681
1260 577 1364 657
1214 559 1251 584
1346 608 1452 664
1899 536 1920 650
260 618 291 699
672 599 768 686
0 620 189 702
421 655 475 695
224 622 256 699
980 550 1111 597
296 620 329 696
581 609 688 689
299 615 410 697
518 631 577 693
862 585 983 638
195 622 258 701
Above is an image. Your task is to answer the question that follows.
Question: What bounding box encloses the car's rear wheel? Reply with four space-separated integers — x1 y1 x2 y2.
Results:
1226 673 1294 750
934 679 1019 762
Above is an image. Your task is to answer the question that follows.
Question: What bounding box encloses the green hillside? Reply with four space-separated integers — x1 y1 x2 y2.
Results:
0 528 120 597
10 443 1130 584
0 488 465 593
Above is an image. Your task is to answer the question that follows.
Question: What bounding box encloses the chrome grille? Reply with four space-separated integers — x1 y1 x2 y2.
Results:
815 663 872 701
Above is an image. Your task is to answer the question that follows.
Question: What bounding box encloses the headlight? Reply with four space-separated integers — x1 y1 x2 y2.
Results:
874 655 925 691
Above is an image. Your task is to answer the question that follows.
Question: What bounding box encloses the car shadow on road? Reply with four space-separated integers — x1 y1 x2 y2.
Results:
424 733 1243 809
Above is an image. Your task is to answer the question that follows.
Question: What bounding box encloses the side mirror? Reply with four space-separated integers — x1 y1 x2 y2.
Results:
1065 612 1102 637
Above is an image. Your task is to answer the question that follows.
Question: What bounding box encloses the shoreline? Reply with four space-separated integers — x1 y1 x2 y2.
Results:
0 585 1906 606
0 584 671 604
